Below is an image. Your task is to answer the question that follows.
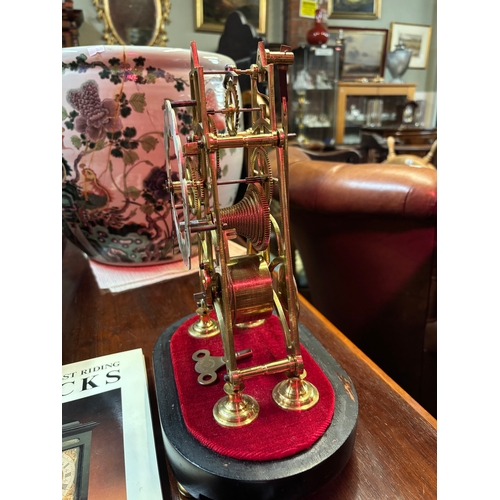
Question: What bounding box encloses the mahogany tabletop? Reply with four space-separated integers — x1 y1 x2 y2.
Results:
62 240 437 499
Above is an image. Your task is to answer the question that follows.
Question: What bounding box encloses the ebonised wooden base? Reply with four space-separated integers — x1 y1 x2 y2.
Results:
153 314 358 500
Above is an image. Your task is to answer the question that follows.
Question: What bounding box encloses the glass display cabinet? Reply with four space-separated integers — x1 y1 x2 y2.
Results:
336 82 416 144
290 45 337 146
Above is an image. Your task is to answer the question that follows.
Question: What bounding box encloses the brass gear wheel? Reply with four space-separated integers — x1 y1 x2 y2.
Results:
185 156 203 216
250 147 273 203
224 80 240 136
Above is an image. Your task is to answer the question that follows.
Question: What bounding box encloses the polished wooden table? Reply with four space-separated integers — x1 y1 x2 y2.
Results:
62 241 437 499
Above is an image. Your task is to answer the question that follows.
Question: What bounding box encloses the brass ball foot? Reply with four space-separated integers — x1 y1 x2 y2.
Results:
213 383 259 427
188 308 220 338
272 371 319 411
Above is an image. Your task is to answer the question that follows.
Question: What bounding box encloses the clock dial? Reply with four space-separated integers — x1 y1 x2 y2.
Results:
62 422 99 499
62 447 79 500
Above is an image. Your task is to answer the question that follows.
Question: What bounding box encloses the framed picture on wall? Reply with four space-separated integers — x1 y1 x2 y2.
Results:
328 27 388 80
389 23 432 69
327 0 381 20
195 0 267 34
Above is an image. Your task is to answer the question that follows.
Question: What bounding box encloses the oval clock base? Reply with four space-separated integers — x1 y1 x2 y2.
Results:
153 314 358 500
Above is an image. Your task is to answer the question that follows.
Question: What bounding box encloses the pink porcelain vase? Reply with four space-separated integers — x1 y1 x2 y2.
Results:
62 45 243 265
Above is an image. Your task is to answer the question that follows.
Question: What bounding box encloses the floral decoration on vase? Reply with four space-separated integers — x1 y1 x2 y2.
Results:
62 47 242 266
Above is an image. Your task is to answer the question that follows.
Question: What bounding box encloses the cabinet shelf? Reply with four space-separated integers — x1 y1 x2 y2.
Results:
336 82 416 144
289 47 416 147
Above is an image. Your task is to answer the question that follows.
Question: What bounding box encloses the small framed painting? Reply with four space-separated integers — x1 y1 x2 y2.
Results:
195 0 266 34
389 23 432 69
328 0 381 20
329 27 388 80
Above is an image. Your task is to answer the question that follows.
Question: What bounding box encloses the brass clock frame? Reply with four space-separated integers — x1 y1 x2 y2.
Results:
164 41 320 428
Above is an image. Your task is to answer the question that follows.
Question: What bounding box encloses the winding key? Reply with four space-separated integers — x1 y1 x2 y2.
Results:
192 348 253 385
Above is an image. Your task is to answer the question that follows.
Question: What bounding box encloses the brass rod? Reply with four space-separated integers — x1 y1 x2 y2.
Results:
170 100 197 108
207 107 262 114
179 221 216 233
277 98 301 368
230 357 297 385
267 63 277 131
216 175 272 186
207 132 279 150
202 132 295 152
203 68 254 76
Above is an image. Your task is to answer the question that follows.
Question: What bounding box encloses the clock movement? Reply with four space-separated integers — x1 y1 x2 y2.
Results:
62 421 98 500
153 41 358 500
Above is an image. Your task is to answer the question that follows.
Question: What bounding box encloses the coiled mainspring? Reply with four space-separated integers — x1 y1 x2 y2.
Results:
220 183 270 251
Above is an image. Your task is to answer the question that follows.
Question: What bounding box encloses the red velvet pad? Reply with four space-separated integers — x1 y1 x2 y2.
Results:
170 314 335 461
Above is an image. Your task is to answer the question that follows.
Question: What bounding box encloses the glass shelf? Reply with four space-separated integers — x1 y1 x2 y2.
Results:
290 45 337 145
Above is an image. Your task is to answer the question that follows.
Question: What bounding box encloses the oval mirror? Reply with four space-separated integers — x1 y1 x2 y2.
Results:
94 0 171 46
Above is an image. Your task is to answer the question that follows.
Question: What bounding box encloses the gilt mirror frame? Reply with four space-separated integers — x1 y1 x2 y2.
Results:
93 0 171 46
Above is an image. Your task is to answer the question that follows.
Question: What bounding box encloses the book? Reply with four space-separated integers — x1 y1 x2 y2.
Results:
62 348 162 500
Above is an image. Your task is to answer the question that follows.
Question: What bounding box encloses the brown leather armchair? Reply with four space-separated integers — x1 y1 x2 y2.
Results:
274 147 437 417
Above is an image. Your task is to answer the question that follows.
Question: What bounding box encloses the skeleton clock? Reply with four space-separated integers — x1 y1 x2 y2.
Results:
62 421 98 500
153 40 359 500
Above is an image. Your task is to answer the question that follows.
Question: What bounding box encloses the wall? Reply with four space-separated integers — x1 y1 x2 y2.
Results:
286 0 436 92
73 0 436 122
286 0 437 126
74 0 284 51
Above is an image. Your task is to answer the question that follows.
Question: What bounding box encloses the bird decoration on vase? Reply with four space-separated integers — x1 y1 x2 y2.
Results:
80 167 111 212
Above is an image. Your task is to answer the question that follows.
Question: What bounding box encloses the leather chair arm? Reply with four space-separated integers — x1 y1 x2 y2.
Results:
279 146 437 218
